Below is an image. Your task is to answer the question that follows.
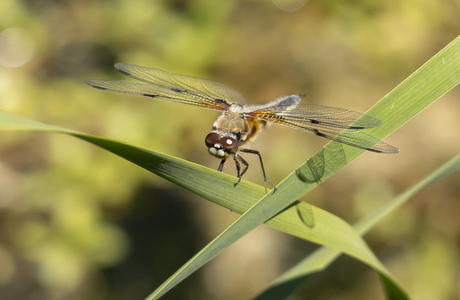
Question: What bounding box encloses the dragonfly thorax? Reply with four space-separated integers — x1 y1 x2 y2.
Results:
213 111 248 135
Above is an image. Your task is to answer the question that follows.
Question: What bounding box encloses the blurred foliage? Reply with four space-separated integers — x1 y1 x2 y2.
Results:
0 0 459 299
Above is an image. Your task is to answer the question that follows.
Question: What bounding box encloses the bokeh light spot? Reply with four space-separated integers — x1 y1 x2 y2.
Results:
0 28 35 68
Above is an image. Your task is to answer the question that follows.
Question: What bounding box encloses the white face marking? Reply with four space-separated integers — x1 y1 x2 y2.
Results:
209 148 217 155
217 149 225 157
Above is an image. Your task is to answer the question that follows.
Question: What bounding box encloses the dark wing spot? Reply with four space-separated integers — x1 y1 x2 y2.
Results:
143 94 157 98
311 119 320 124
170 87 182 93
365 147 383 153
118 69 131 77
215 99 230 108
313 130 327 138
92 86 108 91
349 125 366 129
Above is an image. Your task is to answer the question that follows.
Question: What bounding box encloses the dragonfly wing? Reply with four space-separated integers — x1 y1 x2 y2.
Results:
249 102 381 129
113 63 247 107
85 79 230 111
311 127 399 153
248 98 398 153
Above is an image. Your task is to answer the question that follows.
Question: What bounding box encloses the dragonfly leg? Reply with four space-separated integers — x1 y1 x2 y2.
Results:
233 154 248 187
239 149 277 191
217 158 226 172
233 153 249 184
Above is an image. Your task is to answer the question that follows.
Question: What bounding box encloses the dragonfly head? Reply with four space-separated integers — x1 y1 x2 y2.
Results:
205 132 238 158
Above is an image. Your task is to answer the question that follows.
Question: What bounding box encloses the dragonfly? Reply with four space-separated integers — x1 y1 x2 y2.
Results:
86 63 399 190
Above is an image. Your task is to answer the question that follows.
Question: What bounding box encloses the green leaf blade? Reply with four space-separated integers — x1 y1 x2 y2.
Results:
254 154 460 300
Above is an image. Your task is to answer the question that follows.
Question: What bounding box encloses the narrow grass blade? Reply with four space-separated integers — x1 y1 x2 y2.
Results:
254 154 460 300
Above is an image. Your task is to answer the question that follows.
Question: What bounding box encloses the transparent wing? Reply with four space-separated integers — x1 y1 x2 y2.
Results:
86 80 230 110
85 63 247 111
86 63 247 111
114 63 247 106
248 98 399 153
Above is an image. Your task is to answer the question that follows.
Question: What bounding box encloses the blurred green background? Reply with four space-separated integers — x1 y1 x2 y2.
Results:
1 0 460 299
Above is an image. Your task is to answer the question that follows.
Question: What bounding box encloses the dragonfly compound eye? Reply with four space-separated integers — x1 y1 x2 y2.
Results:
220 137 238 154
205 132 220 147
